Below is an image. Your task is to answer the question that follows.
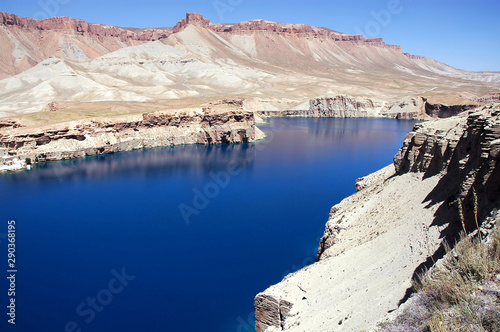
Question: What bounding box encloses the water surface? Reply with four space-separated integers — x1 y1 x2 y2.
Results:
0 118 416 332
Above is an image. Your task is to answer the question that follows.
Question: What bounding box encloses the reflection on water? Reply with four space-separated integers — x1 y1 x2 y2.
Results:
3 118 417 184
257 117 418 160
303 117 417 142
0 117 417 332
3 143 256 182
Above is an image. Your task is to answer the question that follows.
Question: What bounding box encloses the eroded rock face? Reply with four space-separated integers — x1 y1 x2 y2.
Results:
394 105 500 229
393 117 467 176
0 11 172 41
0 108 264 167
254 295 294 332
256 96 478 120
394 106 500 175
308 97 375 117
256 96 377 118
255 105 500 332
424 99 479 118
172 13 211 33
172 13 402 51
0 11 172 78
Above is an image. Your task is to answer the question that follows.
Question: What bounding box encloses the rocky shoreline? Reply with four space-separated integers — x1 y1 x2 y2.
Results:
255 96 480 120
3 94 478 174
255 104 500 331
0 103 265 173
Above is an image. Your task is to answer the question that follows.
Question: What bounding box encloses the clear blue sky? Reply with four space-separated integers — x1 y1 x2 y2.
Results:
2 0 499 71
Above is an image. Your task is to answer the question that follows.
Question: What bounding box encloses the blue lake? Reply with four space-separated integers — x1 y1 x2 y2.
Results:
0 118 416 332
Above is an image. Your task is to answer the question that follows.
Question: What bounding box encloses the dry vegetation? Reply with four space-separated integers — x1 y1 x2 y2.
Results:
379 218 500 332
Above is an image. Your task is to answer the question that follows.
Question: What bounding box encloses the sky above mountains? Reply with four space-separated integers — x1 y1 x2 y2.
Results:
2 0 499 71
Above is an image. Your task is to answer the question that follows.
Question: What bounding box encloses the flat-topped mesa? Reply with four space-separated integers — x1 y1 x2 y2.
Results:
0 11 172 42
404 53 427 61
172 13 402 51
224 18 401 49
172 13 212 33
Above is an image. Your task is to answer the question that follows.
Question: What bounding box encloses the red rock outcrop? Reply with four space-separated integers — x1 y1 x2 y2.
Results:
0 11 173 78
0 11 172 42
172 13 212 33
172 13 402 51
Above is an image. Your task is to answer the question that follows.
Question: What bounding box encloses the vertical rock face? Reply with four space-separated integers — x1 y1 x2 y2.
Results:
308 96 375 117
172 13 211 33
424 99 479 118
393 116 467 176
394 105 500 229
380 97 427 119
256 96 478 120
254 295 294 332
0 106 265 170
255 105 500 332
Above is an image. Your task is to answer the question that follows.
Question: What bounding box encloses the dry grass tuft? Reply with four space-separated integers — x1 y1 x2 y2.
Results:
379 227 500 332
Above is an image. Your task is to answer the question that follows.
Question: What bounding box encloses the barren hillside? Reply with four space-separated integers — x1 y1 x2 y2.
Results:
0 12 499 119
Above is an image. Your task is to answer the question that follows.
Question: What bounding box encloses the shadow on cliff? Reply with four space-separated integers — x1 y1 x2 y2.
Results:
397 112 500 307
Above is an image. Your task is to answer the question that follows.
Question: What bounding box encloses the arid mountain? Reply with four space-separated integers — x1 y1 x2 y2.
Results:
0 11 172 79
0 12 499 118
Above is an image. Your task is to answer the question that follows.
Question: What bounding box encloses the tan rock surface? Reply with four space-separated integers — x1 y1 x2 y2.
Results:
255 105 500 332
0 100 264 172
0 13 499 118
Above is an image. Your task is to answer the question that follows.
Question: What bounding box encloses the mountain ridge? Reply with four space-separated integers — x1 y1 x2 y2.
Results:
0 12 499 119
0 10 430 79
0 10 173 78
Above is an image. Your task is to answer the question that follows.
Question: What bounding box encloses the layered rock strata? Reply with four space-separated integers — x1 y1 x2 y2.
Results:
0 11 172 42
307 96 375 117
256 96 479 120
173 13 402 51
255 105 500 332
394 104 500 229
0 11 172 78
0 106 264 172
256 96 380 119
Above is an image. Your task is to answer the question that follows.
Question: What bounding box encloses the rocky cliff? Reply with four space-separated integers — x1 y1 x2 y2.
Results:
173 13 402 51
0 102 264 172
307 96 376 117
255 105 500 332
0 11 171 40
1 11 498 118
394 105 500 230
256 96 378 118
256 96 479 120
0 11 172 78
172 13 213 33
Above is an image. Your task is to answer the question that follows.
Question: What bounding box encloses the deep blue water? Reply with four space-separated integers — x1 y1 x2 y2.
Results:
0 118 416 332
